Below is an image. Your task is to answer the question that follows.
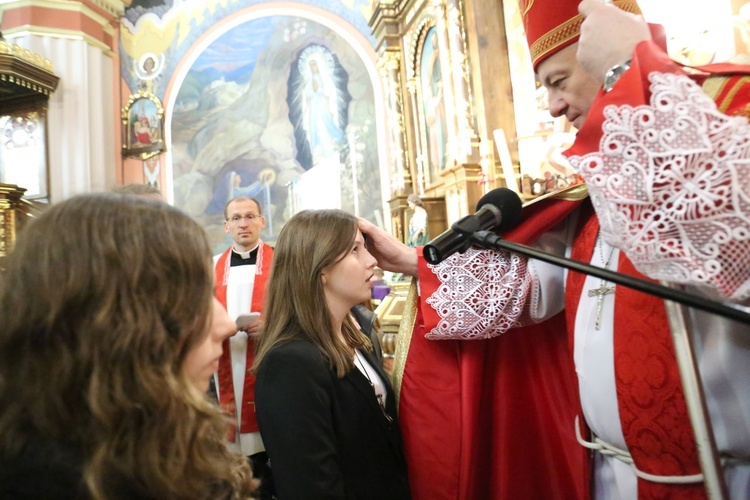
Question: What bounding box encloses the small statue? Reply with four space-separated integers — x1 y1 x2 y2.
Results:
406 194 429 247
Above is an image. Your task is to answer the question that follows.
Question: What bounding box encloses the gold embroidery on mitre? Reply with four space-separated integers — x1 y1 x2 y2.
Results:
521 183 589 208
702 76 731 112
553 183 589 201
529 0 642 66
520 0 535 18
530 15 583 66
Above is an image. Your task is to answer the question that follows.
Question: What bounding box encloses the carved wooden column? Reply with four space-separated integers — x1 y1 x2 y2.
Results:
1 0 128 201
377 48 412 196
431 0 460 170
404 78 426 193
444 0 480 165
464 0 525 191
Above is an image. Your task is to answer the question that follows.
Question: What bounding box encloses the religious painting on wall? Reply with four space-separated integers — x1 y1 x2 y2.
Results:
170 15 381 253
418 25 448 183
121 91 165 160
288 44 351 171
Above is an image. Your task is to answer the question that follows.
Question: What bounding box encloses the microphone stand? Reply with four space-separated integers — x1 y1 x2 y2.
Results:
662 297 728 499
466 229 738 497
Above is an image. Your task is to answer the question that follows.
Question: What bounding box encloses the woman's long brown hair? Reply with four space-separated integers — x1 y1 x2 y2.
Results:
0 193 254 499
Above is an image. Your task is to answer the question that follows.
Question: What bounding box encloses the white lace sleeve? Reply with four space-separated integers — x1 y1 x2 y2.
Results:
568 72 750 300
423 247 532 340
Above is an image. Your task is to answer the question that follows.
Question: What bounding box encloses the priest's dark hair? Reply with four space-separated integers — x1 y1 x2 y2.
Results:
253 209 372 378
0 193 254 499
224 195 263 220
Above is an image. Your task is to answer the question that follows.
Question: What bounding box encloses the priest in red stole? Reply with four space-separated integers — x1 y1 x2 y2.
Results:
360 0 750 498
213 195 274 495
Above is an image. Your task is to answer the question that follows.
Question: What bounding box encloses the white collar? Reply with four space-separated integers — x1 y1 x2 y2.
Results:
232 242 260 259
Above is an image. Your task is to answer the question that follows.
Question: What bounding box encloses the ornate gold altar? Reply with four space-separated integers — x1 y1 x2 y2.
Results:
0 39 59 269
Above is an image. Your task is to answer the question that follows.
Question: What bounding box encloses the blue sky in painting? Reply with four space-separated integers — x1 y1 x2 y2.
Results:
190 18 277 82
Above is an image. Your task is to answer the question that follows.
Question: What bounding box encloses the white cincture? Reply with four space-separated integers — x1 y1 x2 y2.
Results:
574 416 704 485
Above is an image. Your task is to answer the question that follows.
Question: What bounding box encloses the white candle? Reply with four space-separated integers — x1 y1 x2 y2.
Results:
493 129 520 195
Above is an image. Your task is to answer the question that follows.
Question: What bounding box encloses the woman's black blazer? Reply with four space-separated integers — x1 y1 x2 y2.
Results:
255 339 411 500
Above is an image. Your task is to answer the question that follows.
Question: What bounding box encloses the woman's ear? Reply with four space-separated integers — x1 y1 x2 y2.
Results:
321 274 327 286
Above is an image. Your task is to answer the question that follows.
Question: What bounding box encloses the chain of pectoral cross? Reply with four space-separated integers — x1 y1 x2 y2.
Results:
587 236 616 330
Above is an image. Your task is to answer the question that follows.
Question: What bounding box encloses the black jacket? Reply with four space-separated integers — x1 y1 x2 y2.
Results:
255 339 411 500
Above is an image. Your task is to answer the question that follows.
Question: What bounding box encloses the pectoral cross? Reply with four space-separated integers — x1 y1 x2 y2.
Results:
587 281 616 330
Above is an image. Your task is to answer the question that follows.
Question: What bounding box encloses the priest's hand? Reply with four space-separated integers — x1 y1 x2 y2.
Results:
358 218 419 277
242 321 262 337
236 313 262 336
577 0 651 83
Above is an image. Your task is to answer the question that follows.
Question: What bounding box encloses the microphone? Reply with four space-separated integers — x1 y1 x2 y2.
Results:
423 188 523 265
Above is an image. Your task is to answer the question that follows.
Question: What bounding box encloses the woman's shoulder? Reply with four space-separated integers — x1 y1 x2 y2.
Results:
263 339 328 371
257 339 333 388
267 338 318 356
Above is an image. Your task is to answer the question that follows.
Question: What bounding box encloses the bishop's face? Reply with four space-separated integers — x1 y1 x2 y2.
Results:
536 44 601 130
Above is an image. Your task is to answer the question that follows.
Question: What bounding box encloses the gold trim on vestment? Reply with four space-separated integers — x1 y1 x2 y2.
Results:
529 0 642 66
702 75 750 118
553 183 589 201
719 77 750 114
391 278 418 407
522 183 589 208
701 75 730 109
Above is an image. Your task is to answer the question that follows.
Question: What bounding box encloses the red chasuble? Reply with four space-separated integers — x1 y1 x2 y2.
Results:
400 196 588 500
564 40 750 498
214 242 274 436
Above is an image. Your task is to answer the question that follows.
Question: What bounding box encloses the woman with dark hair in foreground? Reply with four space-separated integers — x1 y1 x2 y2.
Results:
0 193 255 499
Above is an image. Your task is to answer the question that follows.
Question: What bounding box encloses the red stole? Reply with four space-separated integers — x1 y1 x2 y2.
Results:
565 203 705 498
214 242 273 437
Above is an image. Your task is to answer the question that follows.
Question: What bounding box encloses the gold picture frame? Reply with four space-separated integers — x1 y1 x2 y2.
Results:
416 23 449 181
121 90 165 160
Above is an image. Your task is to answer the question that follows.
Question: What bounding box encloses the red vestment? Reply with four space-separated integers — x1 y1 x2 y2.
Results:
401 198 588 500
